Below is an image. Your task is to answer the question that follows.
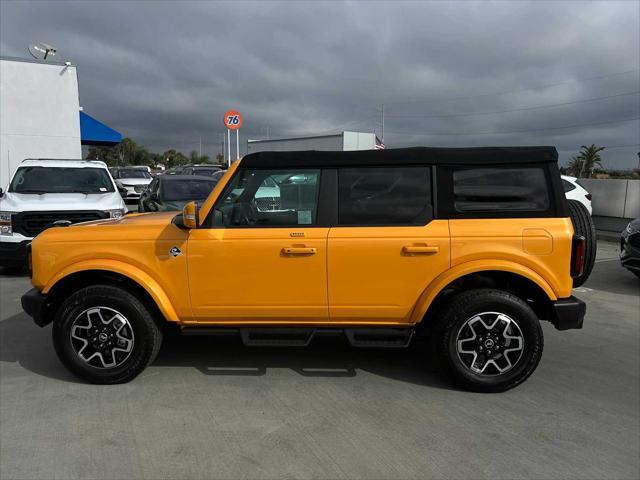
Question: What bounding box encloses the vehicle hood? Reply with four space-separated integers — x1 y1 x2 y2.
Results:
33 211 183 244
118 178 151 186
1 191 123 212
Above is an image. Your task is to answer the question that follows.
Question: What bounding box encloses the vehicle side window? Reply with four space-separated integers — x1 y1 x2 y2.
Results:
562 179 576 193
213 169 321 227
338 166 432 225
453 167 549 212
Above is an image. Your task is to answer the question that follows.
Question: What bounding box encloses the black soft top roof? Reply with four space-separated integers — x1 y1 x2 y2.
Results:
241 146 558 168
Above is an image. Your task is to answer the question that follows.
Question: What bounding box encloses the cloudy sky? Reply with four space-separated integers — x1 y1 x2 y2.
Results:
1 0 639 168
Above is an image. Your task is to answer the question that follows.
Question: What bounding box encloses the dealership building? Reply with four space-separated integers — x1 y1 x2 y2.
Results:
247 131 380 154
0 56 121 188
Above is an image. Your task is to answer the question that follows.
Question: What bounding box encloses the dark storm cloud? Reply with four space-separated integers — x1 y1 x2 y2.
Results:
1 0 638 168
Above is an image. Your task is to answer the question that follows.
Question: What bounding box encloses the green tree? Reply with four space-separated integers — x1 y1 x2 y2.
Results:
576 144 605 178
566 156 584 177
161 149 189 169
189 150 212 164
85 138 151 167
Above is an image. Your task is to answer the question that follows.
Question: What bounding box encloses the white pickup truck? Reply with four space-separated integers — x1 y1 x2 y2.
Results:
0 159 127 269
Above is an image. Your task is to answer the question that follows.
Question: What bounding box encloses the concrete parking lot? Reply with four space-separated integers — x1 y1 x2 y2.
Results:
1 241 638 479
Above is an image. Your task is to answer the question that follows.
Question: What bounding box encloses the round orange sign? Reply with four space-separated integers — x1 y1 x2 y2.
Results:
223 110 243 130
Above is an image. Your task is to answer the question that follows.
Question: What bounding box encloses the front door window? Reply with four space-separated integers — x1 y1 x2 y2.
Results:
213 169 321 227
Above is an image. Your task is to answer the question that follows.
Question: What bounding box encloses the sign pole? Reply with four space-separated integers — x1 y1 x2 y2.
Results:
227 129 231 166
223 110 243 164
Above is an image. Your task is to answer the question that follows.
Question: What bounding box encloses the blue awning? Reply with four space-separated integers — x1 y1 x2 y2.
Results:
80 111 122 146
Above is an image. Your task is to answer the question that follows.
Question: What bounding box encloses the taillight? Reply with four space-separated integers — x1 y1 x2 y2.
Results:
585 193 592 201
26 242 33 276
571 235 586 278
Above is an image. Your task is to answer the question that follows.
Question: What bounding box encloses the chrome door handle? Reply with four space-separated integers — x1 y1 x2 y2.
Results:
282 247 317 255
402 245 439 255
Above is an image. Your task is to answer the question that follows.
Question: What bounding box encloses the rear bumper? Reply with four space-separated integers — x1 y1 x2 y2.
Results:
21 288 50 327
0 240 30 267
550 296 586 330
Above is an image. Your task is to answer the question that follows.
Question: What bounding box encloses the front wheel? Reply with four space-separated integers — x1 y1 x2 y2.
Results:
53 285 162 384
433 289 543 392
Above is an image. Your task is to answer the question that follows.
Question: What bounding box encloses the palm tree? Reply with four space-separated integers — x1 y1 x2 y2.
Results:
577 144 605 178
567 156 583 177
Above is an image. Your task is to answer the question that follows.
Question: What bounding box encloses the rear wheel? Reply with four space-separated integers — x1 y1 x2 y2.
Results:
53 285 162 384
433 289 543 392
568 199 596 287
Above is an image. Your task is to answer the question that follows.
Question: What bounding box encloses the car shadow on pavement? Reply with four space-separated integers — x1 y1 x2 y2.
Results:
0 312 456 390
0 266 29 277
156 333 454 389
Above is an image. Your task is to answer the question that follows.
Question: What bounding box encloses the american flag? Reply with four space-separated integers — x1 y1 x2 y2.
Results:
375 136 385 150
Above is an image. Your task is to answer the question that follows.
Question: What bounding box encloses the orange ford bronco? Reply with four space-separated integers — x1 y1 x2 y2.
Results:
22 147 588 391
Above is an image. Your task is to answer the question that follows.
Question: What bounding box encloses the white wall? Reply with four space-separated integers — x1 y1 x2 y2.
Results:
0 58 82 188
342 131 375 150
247 131 376 155
247 134 343 154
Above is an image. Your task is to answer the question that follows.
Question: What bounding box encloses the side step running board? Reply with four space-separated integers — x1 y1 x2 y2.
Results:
240 328 315 347
344 328 414 348
180 326 415 348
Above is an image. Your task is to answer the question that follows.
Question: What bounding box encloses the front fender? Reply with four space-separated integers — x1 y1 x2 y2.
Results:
409 260 558 324
43 259 180 322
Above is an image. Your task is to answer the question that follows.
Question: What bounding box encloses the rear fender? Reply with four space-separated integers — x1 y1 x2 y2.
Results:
410 260 558 324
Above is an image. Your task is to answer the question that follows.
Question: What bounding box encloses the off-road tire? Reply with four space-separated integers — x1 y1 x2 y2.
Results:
53 284 162 384
432 288 544 393
568 199 596 287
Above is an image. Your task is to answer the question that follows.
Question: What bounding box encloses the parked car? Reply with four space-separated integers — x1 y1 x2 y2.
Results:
562 175 592 215
161 167 185 176
22 147 590 391
130 165 152 174
182 165 223 177
109 167 153 201
138 175 218 212
620 219 640 279
0 159 126 268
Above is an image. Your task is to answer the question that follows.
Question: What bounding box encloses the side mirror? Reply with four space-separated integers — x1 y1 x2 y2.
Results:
182 201 199 229
115 181 127 196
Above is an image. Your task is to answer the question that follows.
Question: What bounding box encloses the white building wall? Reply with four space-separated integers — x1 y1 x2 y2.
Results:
0 58 81 188
246 131 376 155
247 134 343 154
342 131 375 150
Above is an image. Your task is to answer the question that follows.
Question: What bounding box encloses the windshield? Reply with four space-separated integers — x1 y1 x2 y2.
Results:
162 179 216 201
193 168 220 177
9 166 115 194
119 169 151 179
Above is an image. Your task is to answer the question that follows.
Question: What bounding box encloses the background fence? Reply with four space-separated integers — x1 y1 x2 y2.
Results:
578 179 639 233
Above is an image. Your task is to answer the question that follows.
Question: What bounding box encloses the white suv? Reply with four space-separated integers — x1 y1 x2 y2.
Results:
561 175 593 215
0 159 127 269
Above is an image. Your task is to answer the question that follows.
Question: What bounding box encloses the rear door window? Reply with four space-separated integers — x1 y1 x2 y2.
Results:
453 167 549 212
338 166 432 225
